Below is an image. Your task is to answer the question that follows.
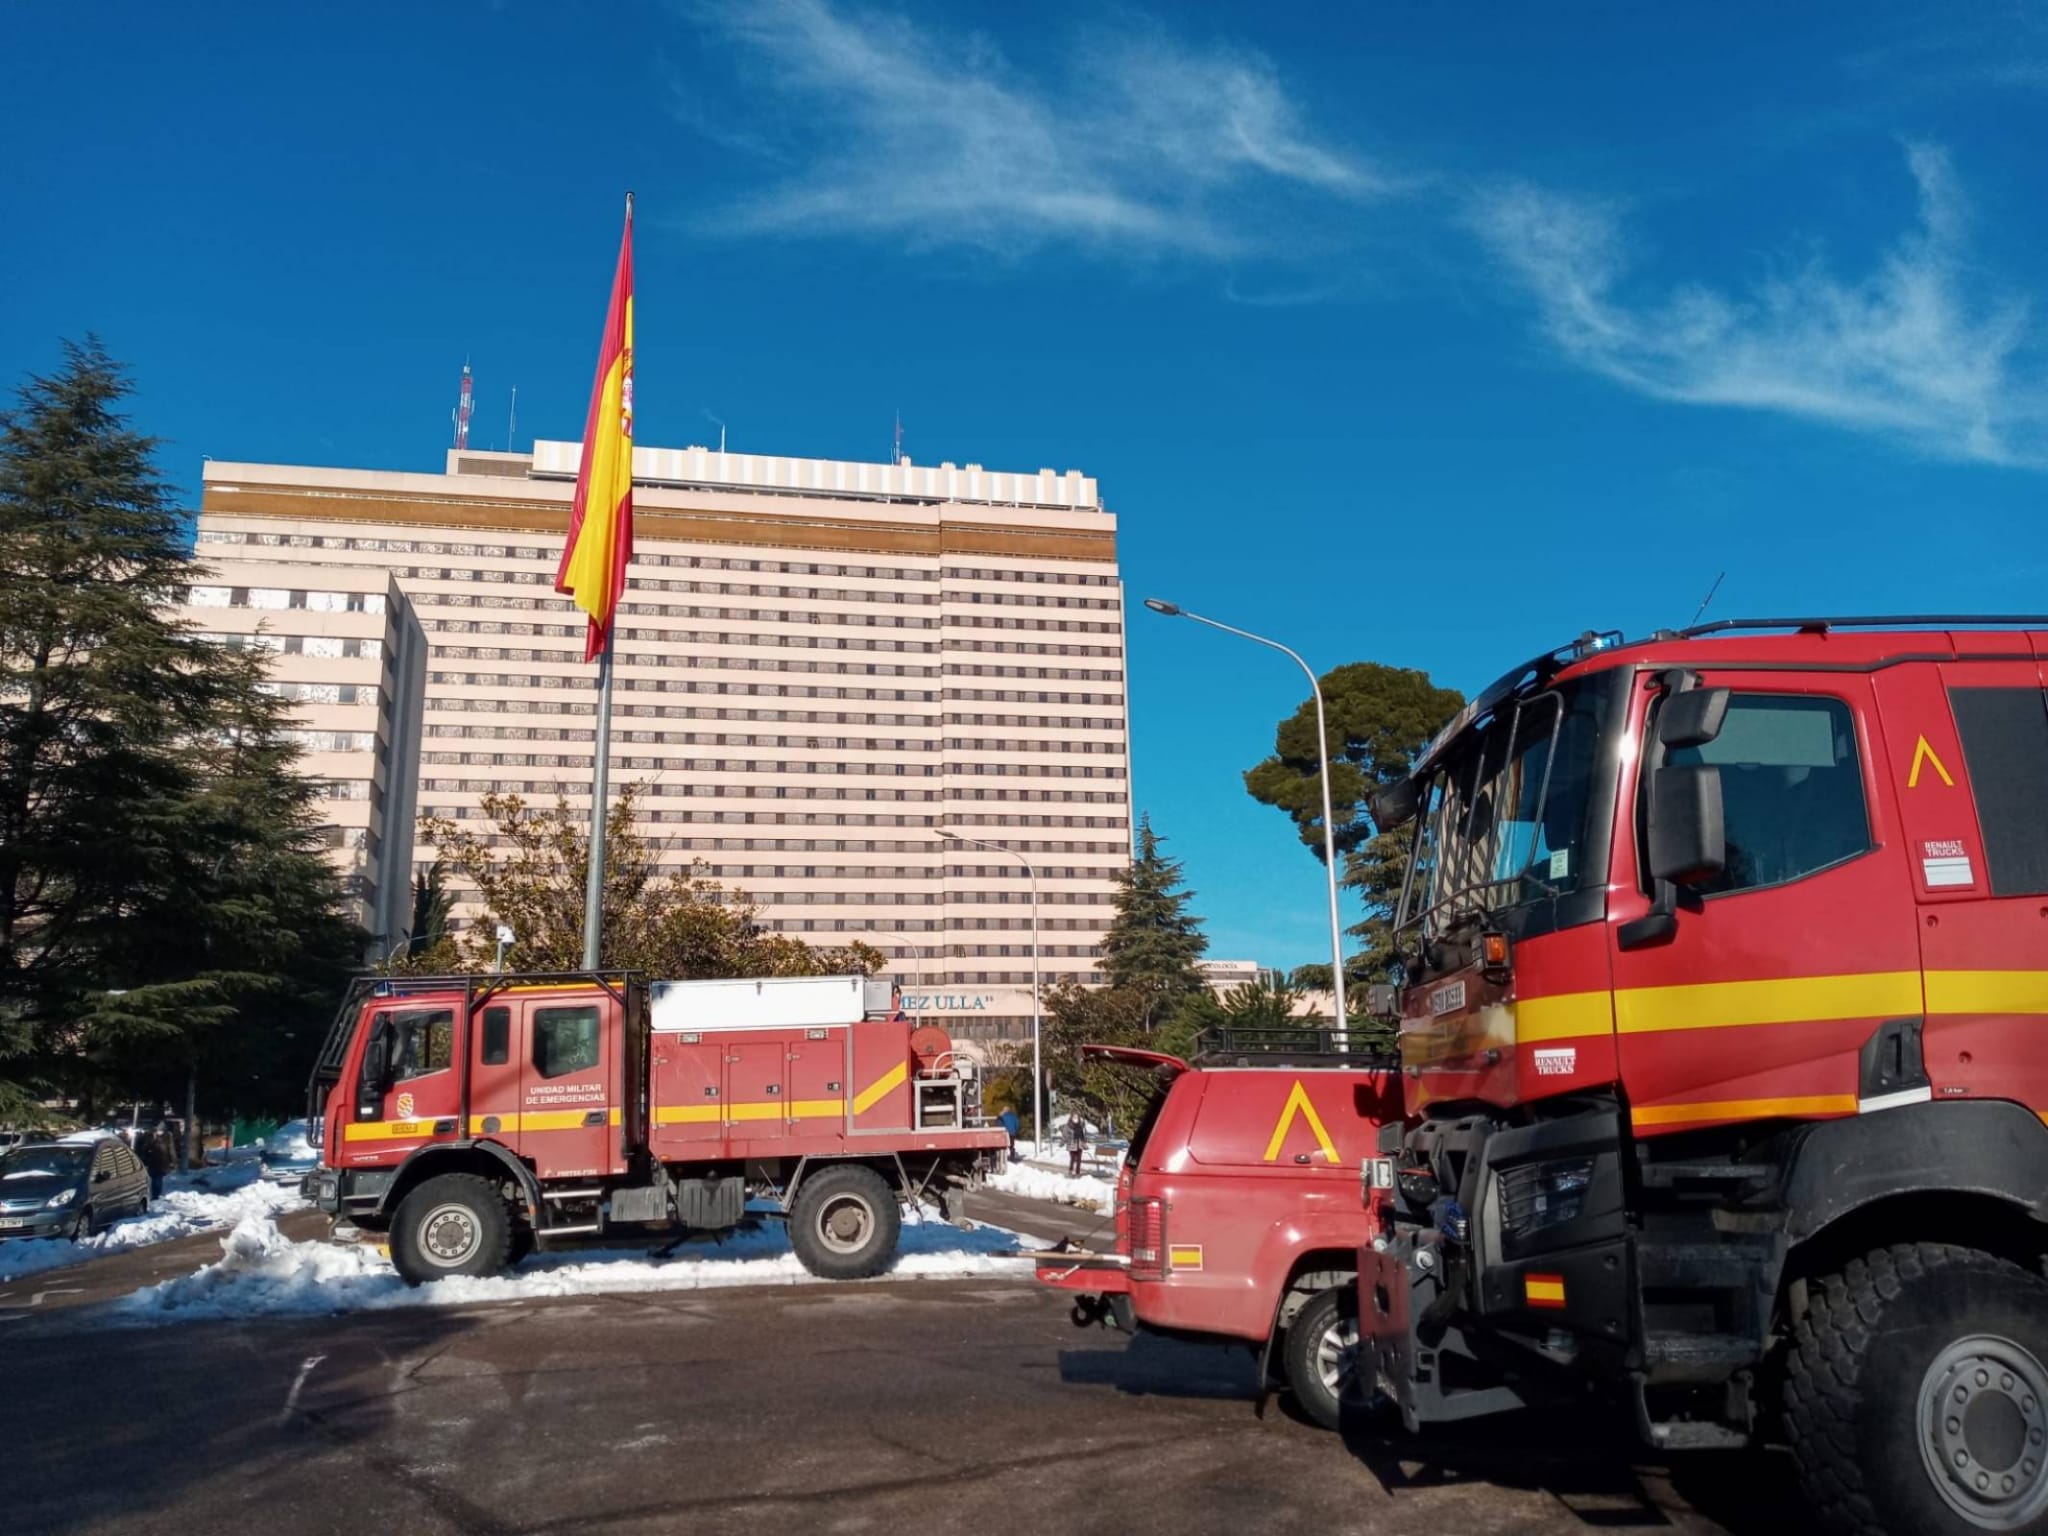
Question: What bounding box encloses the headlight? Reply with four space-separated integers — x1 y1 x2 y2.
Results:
1498 1157 1592 1241
45 1188 77 1209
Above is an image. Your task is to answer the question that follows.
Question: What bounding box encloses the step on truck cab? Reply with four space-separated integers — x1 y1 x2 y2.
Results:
306 971 1009 1285
1037 1029 1401 1428
1357 617 2048 1536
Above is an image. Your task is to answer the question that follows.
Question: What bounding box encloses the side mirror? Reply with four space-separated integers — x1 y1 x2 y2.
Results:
1657 687 1730 750
1369 779 1420 832
1645 764 1726 886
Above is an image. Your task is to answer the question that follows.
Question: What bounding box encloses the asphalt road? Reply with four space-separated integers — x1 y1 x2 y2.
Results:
5 1274 1797 1536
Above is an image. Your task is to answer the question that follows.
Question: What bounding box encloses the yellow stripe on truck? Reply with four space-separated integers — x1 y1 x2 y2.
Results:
464 1108 621 1135
1632 1094 1858 1130
1615 972 1923 1035
852 1061 908 1115
1925 970 2048 1016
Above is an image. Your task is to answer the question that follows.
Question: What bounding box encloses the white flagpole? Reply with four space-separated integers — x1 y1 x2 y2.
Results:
580 622 616 971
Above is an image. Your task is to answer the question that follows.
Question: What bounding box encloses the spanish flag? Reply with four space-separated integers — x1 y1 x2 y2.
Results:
554 196 635 661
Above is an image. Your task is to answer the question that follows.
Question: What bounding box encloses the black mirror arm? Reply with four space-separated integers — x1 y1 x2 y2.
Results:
1618 879 1678 949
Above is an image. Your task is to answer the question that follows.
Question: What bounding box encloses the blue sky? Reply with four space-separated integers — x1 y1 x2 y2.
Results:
5 2 2047 967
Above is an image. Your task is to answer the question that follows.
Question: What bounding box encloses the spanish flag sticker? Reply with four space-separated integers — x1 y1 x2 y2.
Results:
1525 1273 1567 1309
1168 1244 1204 1271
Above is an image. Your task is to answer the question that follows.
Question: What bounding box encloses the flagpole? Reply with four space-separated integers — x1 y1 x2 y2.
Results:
581 621 616 970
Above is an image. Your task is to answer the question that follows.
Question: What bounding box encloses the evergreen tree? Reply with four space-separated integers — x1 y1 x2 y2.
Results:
0 338 362 1128
1245 662 1464 984
1098 813 1207 1020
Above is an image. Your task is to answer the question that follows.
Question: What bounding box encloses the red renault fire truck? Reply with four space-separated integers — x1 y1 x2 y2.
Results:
1357 618 2048 1536
1036 1032 1401 1427
305 971 1008 1285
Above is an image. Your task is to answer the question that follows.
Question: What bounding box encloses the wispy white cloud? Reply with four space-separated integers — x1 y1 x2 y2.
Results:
680 0 1391 258
1471 145 2046 466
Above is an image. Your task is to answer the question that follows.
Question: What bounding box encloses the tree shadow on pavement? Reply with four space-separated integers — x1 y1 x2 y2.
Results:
1336 1401 1802 1531
7 1307 490 1536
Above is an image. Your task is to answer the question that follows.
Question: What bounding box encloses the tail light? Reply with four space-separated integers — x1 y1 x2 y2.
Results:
1128 1196 1167 1278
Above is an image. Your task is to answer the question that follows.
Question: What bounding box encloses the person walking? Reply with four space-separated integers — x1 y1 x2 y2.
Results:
136 1129 168 1201
1064 1109 1087 1178
997 1107 1021 1163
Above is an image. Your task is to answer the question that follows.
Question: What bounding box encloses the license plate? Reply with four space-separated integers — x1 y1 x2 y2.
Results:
0 1217 28 1230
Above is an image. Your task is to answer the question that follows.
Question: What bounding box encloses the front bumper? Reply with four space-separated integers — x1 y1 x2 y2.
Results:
0 1208 75 1238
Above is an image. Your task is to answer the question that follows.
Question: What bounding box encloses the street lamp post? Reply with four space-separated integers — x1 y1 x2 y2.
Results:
941 829 1042 1152
883 931 926 988
1142 599 1348 1039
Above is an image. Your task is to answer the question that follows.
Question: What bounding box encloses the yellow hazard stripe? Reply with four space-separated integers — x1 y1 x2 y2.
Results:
652 1098 846 1127
1925 970 2048 1015
465 1108 620 1134
1632 1094 1858 1130
1514 991 1612 1043
852 1061 908 1114
342 1120 444 1142
1615 972 1922 1035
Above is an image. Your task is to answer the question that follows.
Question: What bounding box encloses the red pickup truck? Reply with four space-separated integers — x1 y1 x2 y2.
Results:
1036 1034 1401 1426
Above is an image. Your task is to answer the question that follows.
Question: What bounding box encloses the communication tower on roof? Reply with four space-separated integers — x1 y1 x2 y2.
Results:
452 361 474 451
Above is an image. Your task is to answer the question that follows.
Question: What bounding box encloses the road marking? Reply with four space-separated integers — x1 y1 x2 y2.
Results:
0 1285 84 1311
279 1353 327 1424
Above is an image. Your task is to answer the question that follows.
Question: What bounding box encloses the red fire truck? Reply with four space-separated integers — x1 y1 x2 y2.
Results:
1356 618 2048 1535
1036 1034 1402 1428
305 971 1008 1286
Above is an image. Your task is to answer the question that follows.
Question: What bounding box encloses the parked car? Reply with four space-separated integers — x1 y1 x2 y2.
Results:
258 1119 320 1183
0 1139 151 1240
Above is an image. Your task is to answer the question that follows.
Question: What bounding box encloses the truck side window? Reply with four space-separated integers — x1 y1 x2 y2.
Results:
393 1009 454 1081
480 1006 511 1066
1667 694 1869 896
533 1006 601 1080
1948 686 2048 896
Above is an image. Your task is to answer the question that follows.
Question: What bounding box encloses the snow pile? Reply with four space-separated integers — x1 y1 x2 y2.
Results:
984 1160 1119 1213
0 1168 304 1283
119 1210 1043 1324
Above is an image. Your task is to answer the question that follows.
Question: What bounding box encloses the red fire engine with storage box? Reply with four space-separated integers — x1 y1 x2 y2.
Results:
1036 1032 1402 1427
306 971 1008 1285
1357 618 2048 1536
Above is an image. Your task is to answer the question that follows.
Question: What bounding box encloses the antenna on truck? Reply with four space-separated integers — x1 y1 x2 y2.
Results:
1689 570 1727 629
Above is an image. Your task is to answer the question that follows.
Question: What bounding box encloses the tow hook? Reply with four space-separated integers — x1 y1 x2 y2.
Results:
1070 1295 1124 1331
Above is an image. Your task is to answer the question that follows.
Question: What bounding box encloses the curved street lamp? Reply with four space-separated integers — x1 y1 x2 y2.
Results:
940 828 1042 1151
1142 599 1348 1037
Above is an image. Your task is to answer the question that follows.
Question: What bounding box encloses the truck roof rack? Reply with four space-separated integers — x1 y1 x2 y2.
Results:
1191 1025 1397 1071
1676 615 2048 639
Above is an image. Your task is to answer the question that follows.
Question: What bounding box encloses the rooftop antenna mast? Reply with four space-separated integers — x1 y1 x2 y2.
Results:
507 386 517 452
1690 570 1727 629
893 409 904 466
702 408 727 454
452 360 474 451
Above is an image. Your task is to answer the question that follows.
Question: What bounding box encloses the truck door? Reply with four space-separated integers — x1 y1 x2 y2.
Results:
1607 675 1924 1134
520 996 618 1180
343 1004 460 1164
1876 653 2048 1114
467 1001 524 1152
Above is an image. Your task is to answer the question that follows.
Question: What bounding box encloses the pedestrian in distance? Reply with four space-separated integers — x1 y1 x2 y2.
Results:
998 1107 1021 1163
1064 1109 1086 1178
137 1129 168 1200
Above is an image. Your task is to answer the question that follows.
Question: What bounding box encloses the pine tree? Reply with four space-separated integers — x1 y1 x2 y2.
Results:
0 338 363 1126
1099 813 1207 1019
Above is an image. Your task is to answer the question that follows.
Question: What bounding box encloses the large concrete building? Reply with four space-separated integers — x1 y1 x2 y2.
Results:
182 441 1132 1041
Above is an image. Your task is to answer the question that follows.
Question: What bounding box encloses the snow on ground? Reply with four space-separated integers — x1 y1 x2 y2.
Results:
118 1207 1045 1325
0 1160 304 1283
984 1158 1119 1213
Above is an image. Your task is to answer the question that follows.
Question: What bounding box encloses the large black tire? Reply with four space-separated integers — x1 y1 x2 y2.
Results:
389 1173 514 1288
1784 1242 2048 1535
787 1164 901 1281
1283 1285 1359 1431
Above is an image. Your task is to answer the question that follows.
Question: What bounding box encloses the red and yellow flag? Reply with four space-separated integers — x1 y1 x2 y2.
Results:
554 197 635 661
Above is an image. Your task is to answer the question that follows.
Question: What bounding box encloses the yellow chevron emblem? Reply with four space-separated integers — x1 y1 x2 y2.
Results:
1262 1080 1341 1164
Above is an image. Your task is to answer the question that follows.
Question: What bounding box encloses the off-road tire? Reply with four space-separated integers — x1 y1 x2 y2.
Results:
1283 1285 1359 1431
389 1173 513 1287
1784 1242 2048 1535
788 1164 901 1281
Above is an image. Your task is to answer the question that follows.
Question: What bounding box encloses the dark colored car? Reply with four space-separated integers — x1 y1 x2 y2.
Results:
259 1119 321 1183
0 1139 152 1241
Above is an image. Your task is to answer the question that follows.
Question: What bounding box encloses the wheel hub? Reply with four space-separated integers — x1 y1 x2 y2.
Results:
420 1203 480 1267
818 1195 873 1253
1316 1316 1360 1394
1919 1333 2048 1530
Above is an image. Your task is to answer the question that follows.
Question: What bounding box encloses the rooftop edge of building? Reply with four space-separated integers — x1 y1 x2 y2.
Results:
198 443 1100 514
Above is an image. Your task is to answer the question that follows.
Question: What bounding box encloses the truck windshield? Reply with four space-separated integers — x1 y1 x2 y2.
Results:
1403 675 1608 938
